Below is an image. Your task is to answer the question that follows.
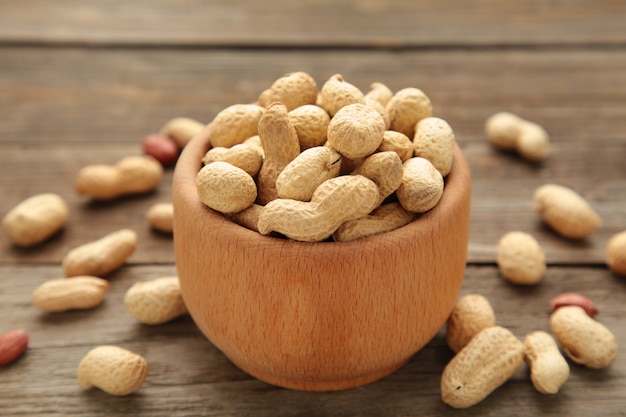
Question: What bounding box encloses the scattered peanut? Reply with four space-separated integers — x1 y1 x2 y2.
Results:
0 329 29 366
32 276 109 312
413 117 456 177
275 146 342 201
319 74 366 117
124 277 187 325
63 228 138 277
441 326 525 409
288 104 331 150
550 293 599 317
333 202 416 242
497 231 546 285
533 184 602 239
146 202 174 233
196 161 257 214
326 103 386 159
208 103 265 148
258 71 318 111
202 143 263 177
160 117 205 149
550 306 617 369
606 230 626 276
258 175 379 242
396 157 444 213
142 134 180 166
1 193 69 247
524 331 570 394
446 294 496 353
386 87 433 138
484 112 550 162
77 345 148 396
75 155 163 201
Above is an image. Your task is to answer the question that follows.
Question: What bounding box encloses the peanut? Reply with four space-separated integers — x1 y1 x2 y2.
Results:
446 294 496 353
75 155 163 201
226 203 264 233
196 161 257 214
276 146 342 201
365 97 391 130
606 230 626 276
550 292 599 317
386 87 433 138
364 82 393 107
202 143 263 177
319 74 366 116
160 117 205 148
533 184 602 239
258 175 379 242
124 277 187 325
63 229 138 277
377 130 414 162
326 103 386 159
146 202 174 233
208 103 265 148
524 331 570 394
32 276 109 312
550 306 617 369
257 102 301 204
0 329 29 366
484 112 550 162
351 151 403 206
77 345 148 396
396 157 444 213
243 135 264 158
141 134 180 166
258 71 318 111
288 104 331 150
441 326 525 409
332 202 416 242
497 231 546 285
1 193 69 247
413 117 456 177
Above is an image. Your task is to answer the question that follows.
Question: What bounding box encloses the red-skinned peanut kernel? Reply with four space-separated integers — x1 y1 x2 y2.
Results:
142 134 180 166
0 329 29 366
550 293 599 317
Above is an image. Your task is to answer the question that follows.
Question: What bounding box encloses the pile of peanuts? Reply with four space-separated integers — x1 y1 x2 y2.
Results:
195 72 455 242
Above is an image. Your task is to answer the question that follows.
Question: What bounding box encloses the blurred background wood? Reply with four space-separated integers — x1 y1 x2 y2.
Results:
1 1 625 416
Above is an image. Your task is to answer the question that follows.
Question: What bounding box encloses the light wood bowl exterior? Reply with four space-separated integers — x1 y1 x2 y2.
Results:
173 126 472 391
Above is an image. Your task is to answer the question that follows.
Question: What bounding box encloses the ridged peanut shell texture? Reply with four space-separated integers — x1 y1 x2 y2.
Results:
196 161 257 214
2 193 69 247
208 103 265 148
258 71 318 111
326 103 386 160
386 87 433 138
413 117 456 177
32 276 109 312
524 331 569 394
396 157 444 213
446 294 496 353
288 104 331 150
319 74 366 116
124 277 187 325
63 229 138 277
534 184 601 239
497 231 546 285
77 345 148 396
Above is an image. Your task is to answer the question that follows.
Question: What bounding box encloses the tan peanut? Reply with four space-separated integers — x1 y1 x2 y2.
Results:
258 71 318 111
146 203 174 233
524 331 570 394
441 326 525 409
160 117 205 148
288 104 331 150
606 230 626 276
484 112 550 162
276 146 342 201
63 229 138 277
32 276 109 312
413 117 456 177
550 293 599 317
202 143 263 177
208 104 265 148
196 161 257 214
352 151 403 206
2 193 69 247
377 130 414 162
364 82 393 107
534 184 602 239
75 156 163 201
497 231 546 285
365 97 391 130
257 102 301 204
550 306 617 369
226 203 264 233
77 345 148 396
396 157 444 213
0 329 29 366
124 277 187 325
319 74 366 116
258 175 379 242
517 120 550 162
446 294 496 353
333 202 416 242
386 87 433 138
326 103 386 159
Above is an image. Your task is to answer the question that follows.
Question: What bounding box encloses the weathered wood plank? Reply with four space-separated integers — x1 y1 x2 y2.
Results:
1 264 624 416
0 0 625 47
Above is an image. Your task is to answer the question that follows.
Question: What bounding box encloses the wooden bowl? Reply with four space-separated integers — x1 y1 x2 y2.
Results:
172 127 472 391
